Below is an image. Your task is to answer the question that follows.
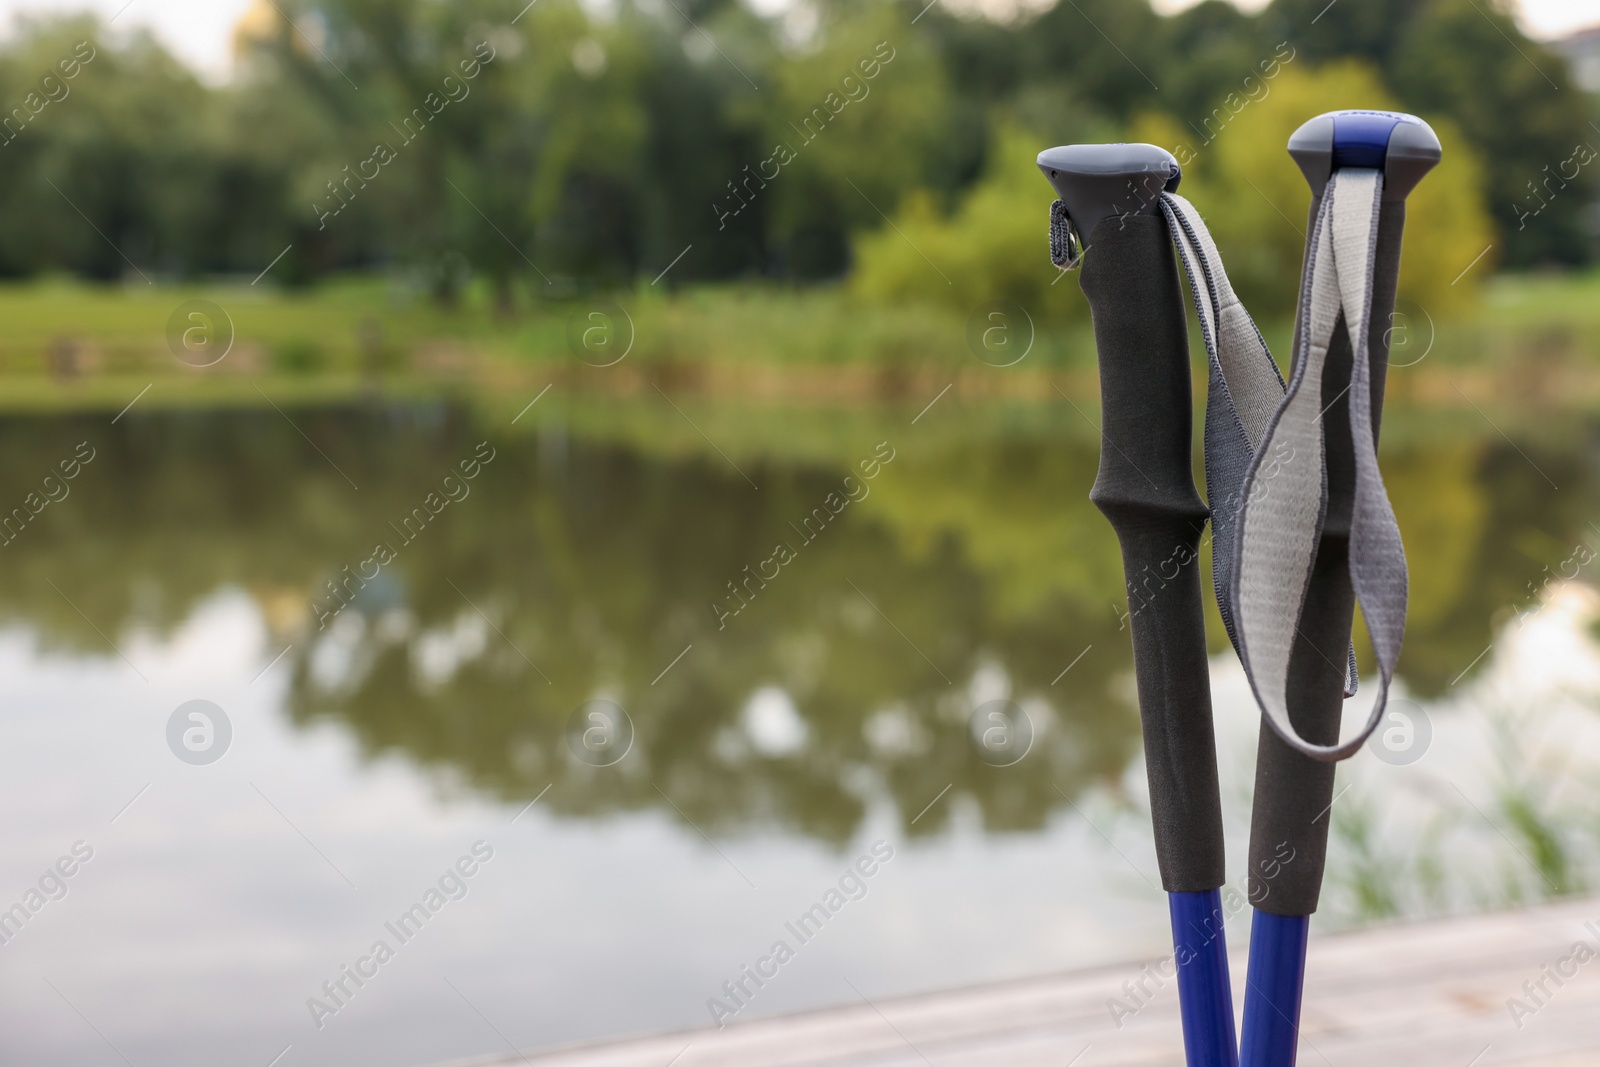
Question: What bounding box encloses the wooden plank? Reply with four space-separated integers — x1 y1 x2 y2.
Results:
437 896 1600 1067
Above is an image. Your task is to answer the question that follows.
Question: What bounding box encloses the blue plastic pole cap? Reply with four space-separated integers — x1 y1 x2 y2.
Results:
1287 110 1441 201
1036 143 1180 242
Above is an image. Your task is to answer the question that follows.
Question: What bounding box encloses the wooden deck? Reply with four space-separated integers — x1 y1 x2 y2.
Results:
443 896 1600 1066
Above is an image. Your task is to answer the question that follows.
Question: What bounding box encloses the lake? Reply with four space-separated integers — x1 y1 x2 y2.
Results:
1 393 1597 1066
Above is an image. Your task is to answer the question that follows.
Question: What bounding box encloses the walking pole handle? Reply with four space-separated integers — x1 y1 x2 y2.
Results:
1039 145 1226 893
1245 112 1439 917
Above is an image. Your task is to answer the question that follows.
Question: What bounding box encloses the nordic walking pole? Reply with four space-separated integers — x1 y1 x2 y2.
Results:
1235 111 1440 1067
1037 144 1237 1067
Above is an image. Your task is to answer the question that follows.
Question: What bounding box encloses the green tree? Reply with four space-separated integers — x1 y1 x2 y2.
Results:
1389 0 1597 266
1257 0 1594 267
850 124 1086 320
752 5 952 278
0 18 272 280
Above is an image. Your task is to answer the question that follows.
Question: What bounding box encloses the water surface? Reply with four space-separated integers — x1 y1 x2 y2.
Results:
0 399 1595 1066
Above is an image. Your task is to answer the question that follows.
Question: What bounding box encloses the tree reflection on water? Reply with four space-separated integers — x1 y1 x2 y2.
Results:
0 402 1587 844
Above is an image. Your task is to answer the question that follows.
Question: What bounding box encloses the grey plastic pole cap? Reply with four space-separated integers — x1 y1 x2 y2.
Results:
1287 110 1441 201
1036 143 1181 241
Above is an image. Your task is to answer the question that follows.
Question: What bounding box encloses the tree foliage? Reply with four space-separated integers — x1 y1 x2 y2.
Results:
0 0 1583 296
850 124 1088 320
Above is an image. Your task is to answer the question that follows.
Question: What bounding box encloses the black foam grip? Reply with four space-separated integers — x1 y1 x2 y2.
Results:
1247 199 1405 916
1080 214 1225 893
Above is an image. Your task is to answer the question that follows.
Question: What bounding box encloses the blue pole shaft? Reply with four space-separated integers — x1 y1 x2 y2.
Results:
1239 910 1310 1067
1169 890 1239 1067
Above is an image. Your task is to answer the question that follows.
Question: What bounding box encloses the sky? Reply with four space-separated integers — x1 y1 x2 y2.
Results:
0 0 1594 80
1153 0 1600 39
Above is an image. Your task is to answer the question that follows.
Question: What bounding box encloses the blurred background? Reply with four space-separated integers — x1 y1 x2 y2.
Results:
1 0 1599 1064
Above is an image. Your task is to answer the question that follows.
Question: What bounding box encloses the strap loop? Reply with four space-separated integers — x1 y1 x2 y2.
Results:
1049 200 1083 270
1158 192 1286 664
1230 170 1407 762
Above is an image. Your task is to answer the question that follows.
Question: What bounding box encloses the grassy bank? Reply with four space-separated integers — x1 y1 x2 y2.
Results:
0 270 1597 415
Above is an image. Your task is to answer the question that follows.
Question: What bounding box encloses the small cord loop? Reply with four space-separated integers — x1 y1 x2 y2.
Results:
1049 200 1082 270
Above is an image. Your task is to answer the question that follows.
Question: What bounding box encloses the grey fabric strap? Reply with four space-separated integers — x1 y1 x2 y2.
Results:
1230 169 1407 762
1157 192 1286 661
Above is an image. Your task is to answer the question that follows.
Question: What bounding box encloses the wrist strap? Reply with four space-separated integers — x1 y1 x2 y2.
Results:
1230 169 1406 761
